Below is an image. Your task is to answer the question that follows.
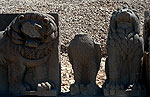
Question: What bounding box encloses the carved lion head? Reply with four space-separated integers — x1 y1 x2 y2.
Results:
110 7 140 36
6 13 58 60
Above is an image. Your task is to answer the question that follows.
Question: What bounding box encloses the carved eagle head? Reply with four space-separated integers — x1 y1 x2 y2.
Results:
6 13 58 60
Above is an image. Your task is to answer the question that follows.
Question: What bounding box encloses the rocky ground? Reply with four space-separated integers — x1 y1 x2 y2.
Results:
0 0 149 93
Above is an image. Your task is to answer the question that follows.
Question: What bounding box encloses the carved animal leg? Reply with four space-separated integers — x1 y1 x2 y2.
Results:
106 50 122 90
88 61 97 84
86 61 99 95
8 62 26 95
129 57 142 90
73 61 81 84
70 61 81 95
107 44 121 83
130 42 144 88
106 47 123 89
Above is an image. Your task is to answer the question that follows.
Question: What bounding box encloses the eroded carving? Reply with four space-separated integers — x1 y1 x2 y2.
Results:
68 33 101 96
0 13 60 96
143 11 150 96
103 7 145 97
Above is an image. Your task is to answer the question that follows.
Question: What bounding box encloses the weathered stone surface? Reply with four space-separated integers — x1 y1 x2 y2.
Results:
0 66 8 94
142 11 150 96
0 13 60 96
68 33 101 96
70 84 80 95
103 7 145 97
23 89 57 96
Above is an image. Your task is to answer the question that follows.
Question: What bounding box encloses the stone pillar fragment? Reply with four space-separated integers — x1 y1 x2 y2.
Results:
143 11 150 96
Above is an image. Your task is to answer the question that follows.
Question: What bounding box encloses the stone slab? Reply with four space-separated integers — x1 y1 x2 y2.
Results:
104 88 146 97
23 90 57 96
0 13 60 96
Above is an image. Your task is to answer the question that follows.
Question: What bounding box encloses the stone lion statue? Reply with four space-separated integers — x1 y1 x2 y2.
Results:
103 7 145 96
68 33 101 96
0 13 59 95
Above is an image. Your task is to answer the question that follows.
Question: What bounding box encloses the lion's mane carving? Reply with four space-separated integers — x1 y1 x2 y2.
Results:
7 13 58 60
0 13 58 95
103 7 144 96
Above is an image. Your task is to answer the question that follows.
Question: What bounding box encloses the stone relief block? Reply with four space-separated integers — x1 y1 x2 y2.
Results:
68 33 101 96
142 11 150 96
103 7 145 97
0 13 60 96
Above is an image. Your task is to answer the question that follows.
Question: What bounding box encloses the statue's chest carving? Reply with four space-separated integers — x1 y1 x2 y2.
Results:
18 45 50 60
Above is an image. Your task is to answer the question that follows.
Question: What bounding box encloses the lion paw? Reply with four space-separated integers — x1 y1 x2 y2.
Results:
37 82 52 91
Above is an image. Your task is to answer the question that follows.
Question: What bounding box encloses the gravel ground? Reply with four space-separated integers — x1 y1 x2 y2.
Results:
0 0 150 93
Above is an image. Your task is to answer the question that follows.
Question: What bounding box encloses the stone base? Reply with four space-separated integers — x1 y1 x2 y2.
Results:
70 84 100 96
0 95 104 97
104 88 146 97
22 89 57 96
70 84 80 95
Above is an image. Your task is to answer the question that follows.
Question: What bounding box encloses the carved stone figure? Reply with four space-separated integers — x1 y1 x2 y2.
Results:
142 11 150 96
0 13 60 96
103 7 145 97
68 33 101 96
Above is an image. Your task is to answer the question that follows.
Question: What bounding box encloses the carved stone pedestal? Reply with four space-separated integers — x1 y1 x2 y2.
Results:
70 84 99 96
23 90 57 96
104 88 146 97
22 82 58 96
